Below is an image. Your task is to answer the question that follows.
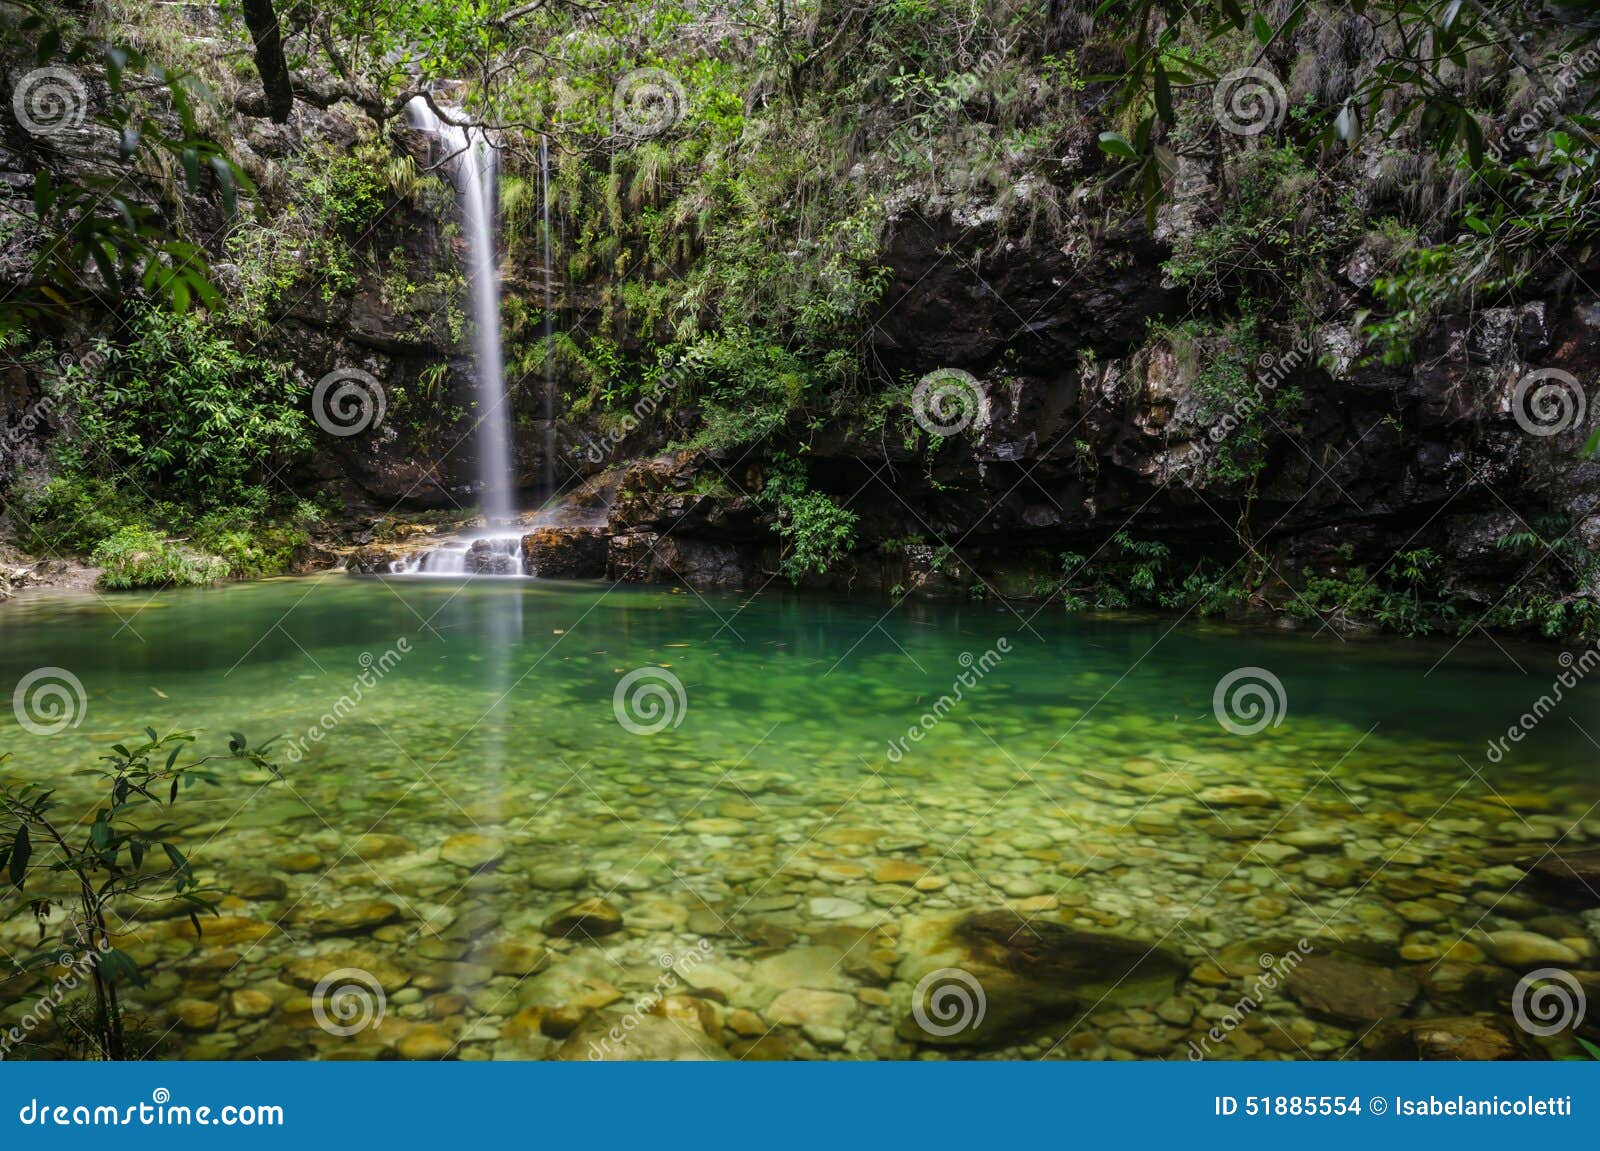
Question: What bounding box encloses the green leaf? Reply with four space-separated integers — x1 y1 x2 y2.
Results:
9 824 29 889
1253 12 1272 43
1578 1036 1600 1060
1097 131 1138 161
1581 425 1600 458
1153 62 1174 125
1460 109 1485 170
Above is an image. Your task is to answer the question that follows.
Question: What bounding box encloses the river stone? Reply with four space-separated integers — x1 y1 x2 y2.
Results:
236 876 289 901
748 945 850 995
1284 954 1419 1024
1196 786 1278 807
230 989 274 1019
542 898 623 938
767 988 857 1030
484 941 551 977
288 900 400 936
1363 1017 1530 1060
396 1024 456 1060
528 864 587 891
282 949 409 993
895 908 1187 1047
171 998 221 1031
1477 930 1581 968
1523 850 1600 906
1278 829 1345 851
439 834 504 871
352 834 418 860
555 1010 729 1060
808 897 864 919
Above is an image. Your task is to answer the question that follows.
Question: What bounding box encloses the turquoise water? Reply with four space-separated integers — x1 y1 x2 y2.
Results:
0 575 1595 1060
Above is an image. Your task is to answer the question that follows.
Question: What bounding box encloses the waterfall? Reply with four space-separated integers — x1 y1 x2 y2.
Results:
407 96 516 525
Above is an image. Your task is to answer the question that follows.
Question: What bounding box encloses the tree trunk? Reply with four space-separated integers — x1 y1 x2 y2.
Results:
242 0 294 123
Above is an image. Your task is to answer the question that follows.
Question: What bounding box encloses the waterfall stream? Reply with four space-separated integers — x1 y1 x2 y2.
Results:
398 95 525 575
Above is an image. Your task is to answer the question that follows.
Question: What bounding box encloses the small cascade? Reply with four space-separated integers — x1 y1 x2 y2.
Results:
390 534 525 577
407 95 516 525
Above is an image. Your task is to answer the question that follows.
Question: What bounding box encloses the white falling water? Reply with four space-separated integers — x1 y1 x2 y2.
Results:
407 96 516 526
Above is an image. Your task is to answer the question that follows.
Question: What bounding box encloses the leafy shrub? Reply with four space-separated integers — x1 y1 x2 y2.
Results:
91 526 227 590
763 455 858 581
56 306 310 505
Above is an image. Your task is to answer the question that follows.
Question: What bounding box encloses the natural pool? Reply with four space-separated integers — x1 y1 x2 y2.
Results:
0 575 1596 1060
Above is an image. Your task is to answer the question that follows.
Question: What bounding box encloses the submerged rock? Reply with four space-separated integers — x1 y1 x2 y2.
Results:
1363 1017 1534 1061
895 908 1187 1047
542 898 624 939
555 1010 729 1060
1522 850 1600 906
1284 953 1419 1024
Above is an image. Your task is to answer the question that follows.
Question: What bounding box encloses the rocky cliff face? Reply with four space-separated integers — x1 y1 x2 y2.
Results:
2 28 1596 627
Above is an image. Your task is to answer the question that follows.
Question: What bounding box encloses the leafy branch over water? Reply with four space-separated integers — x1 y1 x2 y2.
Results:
0 730 282 1060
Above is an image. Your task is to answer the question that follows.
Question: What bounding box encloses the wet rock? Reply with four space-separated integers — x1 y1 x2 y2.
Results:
1363 1017 1533 1060
528 863 587 891
1284 953 1419 1024
521 527 608 578
173 998 221 1031
555 1010 729 1060
483 941 551 977
1523 850 1600 906
439 834 504 871
1196 786 1279 807
287 900 400 937
230 989 274 1019
1477 930 1581 968
236 876 289 901
282 950 410 993
396 1024 456 1060
346 547 400 574
767 988 857 1030
896 908 1187 1047
808 897 864 919
541 898 624 939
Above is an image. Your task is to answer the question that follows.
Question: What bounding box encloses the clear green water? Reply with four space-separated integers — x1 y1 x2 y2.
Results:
1 576 1595 1060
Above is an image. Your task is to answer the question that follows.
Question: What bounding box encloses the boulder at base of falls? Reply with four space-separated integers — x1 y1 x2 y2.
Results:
1361 1017 1537 1060
521 527 608 578
894 908 1188 1048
